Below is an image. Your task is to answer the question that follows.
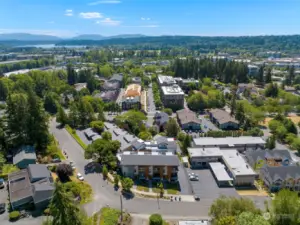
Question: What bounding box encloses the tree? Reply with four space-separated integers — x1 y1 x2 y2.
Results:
182 134 191 155
157 182 164 197
149 214 163 225
56 164 73 182
114 174 119 187
270 189 300 225
0 152 6 170
0 78 14 101
265 83 279 98
67 64 77 85
56 106 68 126
89 121 104 133
237 212 270 225
177 132 186 142
235 103 246 126
292 138 300 153
165 118 179 137
101 131 112 140
121 177 134 192
44 92 59 114
215 216 236 225
257 65 264 85
50 182 86 225
163 108 173 116
266 135 276 150
138 131 152 141
209 196 260 220
102 165 108 178
265 67 272 83
230 92 236 116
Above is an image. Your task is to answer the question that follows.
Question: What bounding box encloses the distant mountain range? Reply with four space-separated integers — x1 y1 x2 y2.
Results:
0 33 147 41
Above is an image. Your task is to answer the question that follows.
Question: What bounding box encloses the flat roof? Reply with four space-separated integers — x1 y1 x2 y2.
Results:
157 75 176 85
161 85 184 95
193 137 265 147
179 221 210 225
209 162 233 182
222 150 256 177
188 147 223 158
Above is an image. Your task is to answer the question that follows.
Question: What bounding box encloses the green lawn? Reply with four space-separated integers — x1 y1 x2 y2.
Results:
65 125 87 149
152 182 163 194
165 182 179 195
99 207 130 225
136 181 150 192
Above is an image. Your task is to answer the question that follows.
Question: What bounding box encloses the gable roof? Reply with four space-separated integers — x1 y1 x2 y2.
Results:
246 150 293 163
209 108 239 125
109 74 123 82
8 170 33 203
154 111 169 126
120 154 180 166
13 145 36 165
261 165 300 181
176 109 201 125
153 135 177 150
28 164 52 181
102 82 121 90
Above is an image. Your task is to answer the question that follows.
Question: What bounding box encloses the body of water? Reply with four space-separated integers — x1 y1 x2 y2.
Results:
17 44 86 49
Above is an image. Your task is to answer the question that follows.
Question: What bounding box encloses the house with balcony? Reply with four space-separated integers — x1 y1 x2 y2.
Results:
176 109 201 131
119 152 180 182
209 108 239 130
260 165 300 192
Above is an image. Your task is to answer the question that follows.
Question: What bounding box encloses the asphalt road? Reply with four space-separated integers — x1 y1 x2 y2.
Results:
49 119 212 219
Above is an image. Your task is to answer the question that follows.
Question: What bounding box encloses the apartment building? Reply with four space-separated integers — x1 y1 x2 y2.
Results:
120 152 180 181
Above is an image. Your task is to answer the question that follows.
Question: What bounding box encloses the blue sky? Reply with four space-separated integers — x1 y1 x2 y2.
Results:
0 0 299 37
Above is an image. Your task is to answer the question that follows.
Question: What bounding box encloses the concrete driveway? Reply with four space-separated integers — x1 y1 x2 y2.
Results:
198 115 219 132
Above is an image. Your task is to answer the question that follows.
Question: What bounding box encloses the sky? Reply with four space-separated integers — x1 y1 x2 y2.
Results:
0 0 300 37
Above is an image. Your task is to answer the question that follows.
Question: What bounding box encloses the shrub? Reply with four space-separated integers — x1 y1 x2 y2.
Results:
44 208 51 215
149 214 163 225
9 211 20 221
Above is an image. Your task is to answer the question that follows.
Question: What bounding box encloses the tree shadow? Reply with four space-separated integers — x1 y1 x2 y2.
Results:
56 124 65 129
122 191 134 200
84 162 102 175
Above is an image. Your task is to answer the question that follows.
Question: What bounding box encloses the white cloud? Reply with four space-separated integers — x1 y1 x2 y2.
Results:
96 18 121 26
141 17 151 21
79 12 103 19
89 0 121 5
65 9 73 16
123 25 159 28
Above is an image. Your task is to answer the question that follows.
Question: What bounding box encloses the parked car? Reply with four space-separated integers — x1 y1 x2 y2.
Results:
77 173 84 181
0 203 5 214
189 176 199 181
51 158 61 163
194 196 200 201
0 179 4 189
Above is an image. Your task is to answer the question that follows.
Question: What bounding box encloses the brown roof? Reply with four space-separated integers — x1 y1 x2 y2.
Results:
176 109 201 125
124 84 141 97
209 108 238 125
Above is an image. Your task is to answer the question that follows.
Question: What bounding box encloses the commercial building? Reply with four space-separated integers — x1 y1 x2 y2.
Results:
209 109 239 130
209 162 233 187
8 164 54 210
188 147 223 168
161 85 184 109
222 150 257 186
157 75 177 86
120 152 180 181
192 137 265 151
176 109 201 131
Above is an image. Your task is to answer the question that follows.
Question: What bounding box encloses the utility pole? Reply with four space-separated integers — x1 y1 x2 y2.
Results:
120 195 123 223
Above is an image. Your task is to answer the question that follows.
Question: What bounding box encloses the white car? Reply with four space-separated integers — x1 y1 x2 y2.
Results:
77 173 84 181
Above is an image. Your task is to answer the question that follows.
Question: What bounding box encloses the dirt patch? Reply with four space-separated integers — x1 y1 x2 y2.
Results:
237 189 268 197
261 116 300 127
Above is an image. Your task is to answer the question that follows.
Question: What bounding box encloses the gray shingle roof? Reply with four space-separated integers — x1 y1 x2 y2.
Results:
246 150 292 163
209 108 239 125
154 112 169 126
28 164 51 182
109 74 123 82
154 135 177 150
176 109 201 125
13 145 36 165
261 165 300 182
120 154 180 166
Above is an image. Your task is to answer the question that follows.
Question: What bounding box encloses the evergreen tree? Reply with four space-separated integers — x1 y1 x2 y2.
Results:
50 182 86 225
67 64 77 85
56 106 68 126
265 67 272 83
256 65 264 84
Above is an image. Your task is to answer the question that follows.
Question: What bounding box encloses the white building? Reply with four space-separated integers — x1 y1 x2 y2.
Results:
157 75 177 86
192 137 265 152
161 85 184 109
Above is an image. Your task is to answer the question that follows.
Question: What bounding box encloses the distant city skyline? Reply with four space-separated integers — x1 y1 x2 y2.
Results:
0 0 299 37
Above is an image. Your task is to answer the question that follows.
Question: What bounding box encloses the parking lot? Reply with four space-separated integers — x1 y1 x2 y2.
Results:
186 169 239 199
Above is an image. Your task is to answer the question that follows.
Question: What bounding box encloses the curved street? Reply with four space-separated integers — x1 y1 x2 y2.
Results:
49 119 211 219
